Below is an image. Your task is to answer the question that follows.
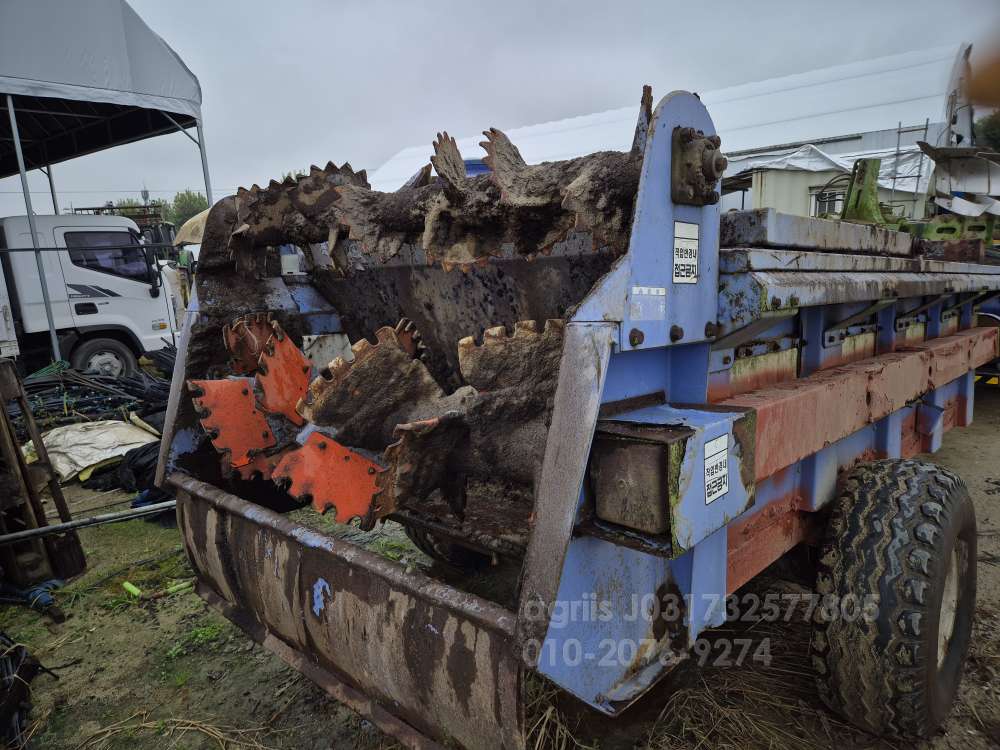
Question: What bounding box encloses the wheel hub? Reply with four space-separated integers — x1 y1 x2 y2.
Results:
86 351 125 377
938 546 960 669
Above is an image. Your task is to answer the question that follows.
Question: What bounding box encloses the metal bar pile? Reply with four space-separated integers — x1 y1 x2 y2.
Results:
5 363 172 441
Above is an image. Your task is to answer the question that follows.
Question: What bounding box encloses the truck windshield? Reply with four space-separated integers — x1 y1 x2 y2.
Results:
65 231 148 282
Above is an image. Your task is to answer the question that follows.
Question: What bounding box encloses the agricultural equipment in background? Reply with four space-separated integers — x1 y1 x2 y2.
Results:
157 87 999 749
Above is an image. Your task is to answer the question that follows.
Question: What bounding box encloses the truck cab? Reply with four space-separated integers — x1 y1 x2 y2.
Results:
0 214 180 376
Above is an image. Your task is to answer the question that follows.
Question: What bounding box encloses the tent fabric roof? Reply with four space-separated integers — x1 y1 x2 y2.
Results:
369 44 963 192
0 0 202 179
726 143 932 195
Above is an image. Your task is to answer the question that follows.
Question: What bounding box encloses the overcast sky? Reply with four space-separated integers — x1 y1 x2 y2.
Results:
1 0 998 217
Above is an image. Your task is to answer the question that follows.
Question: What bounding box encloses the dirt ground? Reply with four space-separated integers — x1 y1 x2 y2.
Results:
2 384 999 749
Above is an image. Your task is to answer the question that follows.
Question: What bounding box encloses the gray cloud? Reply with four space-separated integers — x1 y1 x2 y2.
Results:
1 0 997 215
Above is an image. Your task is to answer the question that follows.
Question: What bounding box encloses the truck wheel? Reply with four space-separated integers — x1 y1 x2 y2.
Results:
403 525 490 569
811 459 976 737
70 338 138 378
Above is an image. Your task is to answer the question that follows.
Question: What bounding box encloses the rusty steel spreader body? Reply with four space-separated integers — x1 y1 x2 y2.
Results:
156 90 1000 749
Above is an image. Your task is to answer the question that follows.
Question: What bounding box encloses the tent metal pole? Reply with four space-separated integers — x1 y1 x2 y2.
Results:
45 164 59 214
161 111 199 146
6 95 60 362
196 119 213 205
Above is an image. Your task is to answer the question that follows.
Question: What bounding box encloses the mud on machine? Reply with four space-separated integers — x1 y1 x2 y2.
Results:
157 87 999 748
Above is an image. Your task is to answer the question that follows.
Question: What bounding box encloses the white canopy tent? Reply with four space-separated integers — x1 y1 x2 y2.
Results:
0 0 211 360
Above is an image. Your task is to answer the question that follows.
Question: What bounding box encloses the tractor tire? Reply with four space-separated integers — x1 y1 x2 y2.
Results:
811 459 976 738
403 525 490 569
71 337 138 377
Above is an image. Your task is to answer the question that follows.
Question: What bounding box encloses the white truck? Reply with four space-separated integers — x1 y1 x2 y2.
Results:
0 213 181 376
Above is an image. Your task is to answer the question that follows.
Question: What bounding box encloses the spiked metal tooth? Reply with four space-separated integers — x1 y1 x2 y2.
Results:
223 313 274 375
328 357 350 377
371 413 467 527
431 131 467 199
271 434 382 522
400 163 432 190
483 326 506 343
393 319 424 358
543 319 566 333
458 317 566 391
514 320 540 337
255 322 310 426
188 378 276 468
352 338 374 359
631 85 654 154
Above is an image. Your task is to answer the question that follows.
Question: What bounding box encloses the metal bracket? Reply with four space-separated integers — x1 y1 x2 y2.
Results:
895 293 951 332
711 311 798 351
943 289 1000 318
823 298 895 347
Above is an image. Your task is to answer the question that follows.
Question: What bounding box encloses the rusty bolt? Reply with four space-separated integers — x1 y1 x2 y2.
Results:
367 467 376 475
318 441 327 450
670 325 684 342
678 126 697 143
629 328 645 347
702 148 728 182
704 321 718 338
708 134 721 148
241 388 249 396
262 431 269 438
707 190 720 204
770 296 782 309
722 355 732 365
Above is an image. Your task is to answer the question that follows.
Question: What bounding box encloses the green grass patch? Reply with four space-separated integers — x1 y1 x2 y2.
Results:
164 620 225 661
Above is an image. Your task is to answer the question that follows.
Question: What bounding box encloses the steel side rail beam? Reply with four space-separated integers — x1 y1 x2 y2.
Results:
722 326 999 482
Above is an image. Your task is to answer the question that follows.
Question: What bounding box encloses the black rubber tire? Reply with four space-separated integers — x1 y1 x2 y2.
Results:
70 337 139 377
811 458 976 738
402 525 490 569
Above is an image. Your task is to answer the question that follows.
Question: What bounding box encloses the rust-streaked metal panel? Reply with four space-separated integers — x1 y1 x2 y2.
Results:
271 433 380 522
724 327 999 481
169 473 524 750
197 585 443 750
727 486 817 594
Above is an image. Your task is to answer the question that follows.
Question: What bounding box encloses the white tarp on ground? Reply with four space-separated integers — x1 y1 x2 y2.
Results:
25 420 158 482
726 144 932 195
0 0 201 119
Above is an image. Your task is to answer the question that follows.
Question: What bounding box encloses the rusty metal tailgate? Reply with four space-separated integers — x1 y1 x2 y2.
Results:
168 473 524 750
